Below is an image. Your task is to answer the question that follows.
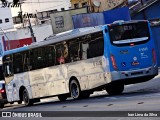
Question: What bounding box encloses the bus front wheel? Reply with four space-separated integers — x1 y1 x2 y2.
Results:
105 83 124 95
70 80 81 99
23 89 33 106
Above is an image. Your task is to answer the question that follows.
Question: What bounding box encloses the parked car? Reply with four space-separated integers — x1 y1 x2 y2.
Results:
0 80 8 108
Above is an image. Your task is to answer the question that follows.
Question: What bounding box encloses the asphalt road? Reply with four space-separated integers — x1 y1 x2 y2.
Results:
1 74 160 120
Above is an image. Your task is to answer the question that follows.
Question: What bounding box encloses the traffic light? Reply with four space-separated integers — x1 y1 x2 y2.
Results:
13 0 19 4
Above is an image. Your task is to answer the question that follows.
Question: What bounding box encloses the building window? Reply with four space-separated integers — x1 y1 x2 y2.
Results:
13 17 21 24
74 3 79 9
5 18 9 23
0 19 2 24
82 2 88 7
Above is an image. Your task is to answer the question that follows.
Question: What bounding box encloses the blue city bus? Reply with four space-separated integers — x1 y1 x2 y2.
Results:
1 20 158 107
103 20 158 94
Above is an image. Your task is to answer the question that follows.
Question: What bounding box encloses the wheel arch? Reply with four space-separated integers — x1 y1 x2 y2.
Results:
19 86 26 101
69 76 81 91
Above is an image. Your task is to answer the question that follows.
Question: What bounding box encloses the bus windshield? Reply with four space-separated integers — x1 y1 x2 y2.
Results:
109 22 150 46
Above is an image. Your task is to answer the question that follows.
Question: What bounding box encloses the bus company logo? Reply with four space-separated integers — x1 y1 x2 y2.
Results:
133 57 137 61
1 112 42 118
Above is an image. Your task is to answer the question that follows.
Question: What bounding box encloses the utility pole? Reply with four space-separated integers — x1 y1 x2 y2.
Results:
28 18 36 43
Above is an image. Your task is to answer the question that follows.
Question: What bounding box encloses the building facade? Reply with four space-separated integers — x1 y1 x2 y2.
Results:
0 1 53 56
70 0 128 12
11 0 71 27
0 2 14 30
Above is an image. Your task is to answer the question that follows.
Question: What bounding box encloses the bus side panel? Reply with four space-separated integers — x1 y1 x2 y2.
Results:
29 67 68 98
68 56 108 91
5 72 31 102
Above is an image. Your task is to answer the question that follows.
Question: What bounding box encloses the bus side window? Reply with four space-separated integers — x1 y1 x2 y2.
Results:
69 39 81 62
4 62 13 77
23 51 30 72
81 34 91 60
56 41 68 65
33 48 45 69
87 32 104 59
13 53 23 73
46 45 56 67
82 43 88 60
29 50 34 70
3 55 14 77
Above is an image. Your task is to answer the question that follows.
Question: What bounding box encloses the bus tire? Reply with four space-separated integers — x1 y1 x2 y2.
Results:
58 94 68 101
105 83 124 95
70 80 81 99
0 103 4 109
23 89 33 106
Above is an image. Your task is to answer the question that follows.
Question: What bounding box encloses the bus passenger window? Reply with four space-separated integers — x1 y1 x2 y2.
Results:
23 52 30 72
87 32 104 59
46 45 56 67
56 42 68 65
69 40 81 62
13 53 23 73
82 43 88 60
4 63 13 77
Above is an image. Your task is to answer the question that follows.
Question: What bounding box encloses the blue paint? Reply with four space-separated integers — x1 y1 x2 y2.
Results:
3 46 29 56
72 7 131 29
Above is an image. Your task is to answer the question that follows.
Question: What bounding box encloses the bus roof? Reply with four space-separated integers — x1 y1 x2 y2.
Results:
30 26 102 48
2 20 148 56
3 26 102 56
3 46 29 56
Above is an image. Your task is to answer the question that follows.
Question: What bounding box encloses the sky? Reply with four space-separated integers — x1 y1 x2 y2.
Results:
9 0 71 17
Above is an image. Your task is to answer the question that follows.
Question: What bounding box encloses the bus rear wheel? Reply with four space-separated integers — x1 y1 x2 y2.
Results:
23 89 33 106
105 83 124 95
70 80 81 99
